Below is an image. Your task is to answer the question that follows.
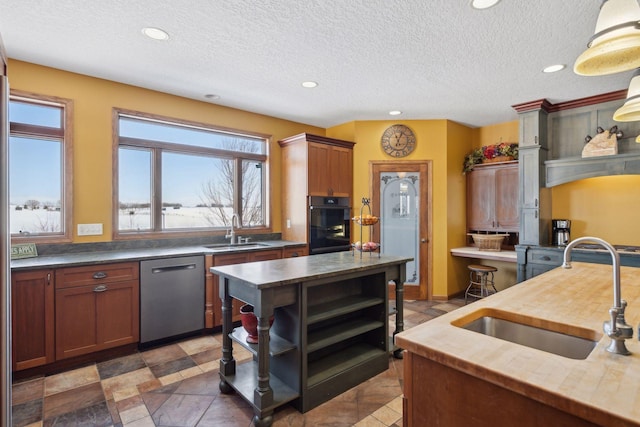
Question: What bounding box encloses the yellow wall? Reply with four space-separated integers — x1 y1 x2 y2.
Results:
552 175 640 245
472 120 519 148
8 60 324 242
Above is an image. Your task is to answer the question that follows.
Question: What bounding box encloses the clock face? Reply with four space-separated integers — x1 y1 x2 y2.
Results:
381 124 416 157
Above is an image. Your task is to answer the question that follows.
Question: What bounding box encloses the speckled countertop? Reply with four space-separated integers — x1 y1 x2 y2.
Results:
396 262 640 426
10 240 306 270
211 251 413 290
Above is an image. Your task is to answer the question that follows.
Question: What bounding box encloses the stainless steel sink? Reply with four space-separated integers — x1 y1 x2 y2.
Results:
204 243 270 252
456 312 598 360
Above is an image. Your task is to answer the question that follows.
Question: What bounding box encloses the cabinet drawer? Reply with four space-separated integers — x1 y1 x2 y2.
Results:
55 262 139 289
527 250 563 265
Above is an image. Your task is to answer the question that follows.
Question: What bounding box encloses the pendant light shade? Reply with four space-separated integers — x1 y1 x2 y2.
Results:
574 0 640 76
614 69 640 121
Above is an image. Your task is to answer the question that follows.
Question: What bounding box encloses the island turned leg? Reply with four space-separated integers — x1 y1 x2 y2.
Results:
253 313 274 426
393 274 405 359
219 279 235 393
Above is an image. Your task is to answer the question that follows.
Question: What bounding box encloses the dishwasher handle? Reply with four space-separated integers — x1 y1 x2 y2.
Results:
151 263 197 274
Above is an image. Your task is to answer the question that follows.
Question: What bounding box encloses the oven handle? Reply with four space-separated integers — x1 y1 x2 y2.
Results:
309 205 351 210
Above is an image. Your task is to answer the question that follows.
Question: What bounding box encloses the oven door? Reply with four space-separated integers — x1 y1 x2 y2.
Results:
309 205 351 254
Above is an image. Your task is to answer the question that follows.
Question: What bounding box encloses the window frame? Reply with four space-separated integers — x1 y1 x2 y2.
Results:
9 90 73 243
112 108 271 239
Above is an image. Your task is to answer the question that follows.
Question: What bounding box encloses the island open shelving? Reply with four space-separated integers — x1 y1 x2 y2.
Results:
211 252 410 427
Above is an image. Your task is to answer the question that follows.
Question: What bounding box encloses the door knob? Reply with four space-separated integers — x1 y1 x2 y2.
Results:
421 238 427 243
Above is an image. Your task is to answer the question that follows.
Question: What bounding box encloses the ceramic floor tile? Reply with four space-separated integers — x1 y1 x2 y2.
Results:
353 415 387 427
97 352 147 380
190 347 221 366
124 415 157 427
44 365 100 396
101 367 156 400
151 394 215 427
149 356 197 378
371 404 401 425
177 335 221 356
174 370 219 396
141 343 188 367
195 393 254 427
11 398 43 427
12 377 44 405
42 400 112 427
119 403 150 424
43 381 105 420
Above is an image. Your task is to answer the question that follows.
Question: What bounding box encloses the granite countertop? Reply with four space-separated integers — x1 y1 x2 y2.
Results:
10 240 306 270
450 246 517 263
396 262 640 426
211 251 413 290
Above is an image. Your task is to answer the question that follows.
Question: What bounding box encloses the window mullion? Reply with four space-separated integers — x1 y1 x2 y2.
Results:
233 157 242 223
153 148 163 231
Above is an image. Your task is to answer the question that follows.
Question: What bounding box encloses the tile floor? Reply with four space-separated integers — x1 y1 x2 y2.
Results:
11 298 465 427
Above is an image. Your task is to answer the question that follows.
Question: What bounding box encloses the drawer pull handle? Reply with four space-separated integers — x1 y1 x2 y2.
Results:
93 272 108 279
541 256 551 261
93 285 108 292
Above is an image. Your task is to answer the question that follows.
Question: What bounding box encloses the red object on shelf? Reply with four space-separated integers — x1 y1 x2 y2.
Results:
240 304 274 344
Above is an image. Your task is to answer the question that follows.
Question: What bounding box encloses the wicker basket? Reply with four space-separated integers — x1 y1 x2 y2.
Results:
468 233 508 252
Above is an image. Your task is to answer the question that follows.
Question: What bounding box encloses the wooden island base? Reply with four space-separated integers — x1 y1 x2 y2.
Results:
403 352 598 427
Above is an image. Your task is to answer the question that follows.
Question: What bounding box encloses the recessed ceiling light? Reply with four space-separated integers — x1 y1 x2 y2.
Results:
470 0 501 10
543 64 566 73
142 27 169 41
389 110 402 116
302 81 318 88
204 94 220 100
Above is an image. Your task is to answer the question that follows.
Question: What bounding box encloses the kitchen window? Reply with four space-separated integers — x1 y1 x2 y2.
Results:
114 109 269 236
8 91 73 242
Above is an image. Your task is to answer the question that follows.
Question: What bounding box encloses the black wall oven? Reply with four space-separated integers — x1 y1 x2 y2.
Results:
308 196 351 255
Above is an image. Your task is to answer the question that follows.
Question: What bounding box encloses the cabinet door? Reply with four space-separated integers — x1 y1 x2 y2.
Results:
467 168 496 230
97 281 140 349
283 246 309 258
249 249 281 262
519 147 542 209
56 280 139 359
495 166 519 231
11 269 55 370
308 142 332 196
329 146 353 197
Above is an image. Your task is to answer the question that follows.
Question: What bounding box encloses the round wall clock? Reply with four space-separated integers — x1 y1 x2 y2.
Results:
381 124 416 157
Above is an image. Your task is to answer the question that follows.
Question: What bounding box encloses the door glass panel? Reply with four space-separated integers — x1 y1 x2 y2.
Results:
380 172 420 285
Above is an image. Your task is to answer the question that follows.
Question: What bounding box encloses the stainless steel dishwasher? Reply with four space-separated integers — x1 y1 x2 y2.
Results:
140 255 204 344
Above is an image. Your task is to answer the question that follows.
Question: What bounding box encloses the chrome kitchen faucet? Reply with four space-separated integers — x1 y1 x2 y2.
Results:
562 237 633 355
225 213 241 245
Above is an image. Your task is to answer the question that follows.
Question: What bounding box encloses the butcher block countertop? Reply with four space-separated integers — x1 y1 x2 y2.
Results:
396 262 640 426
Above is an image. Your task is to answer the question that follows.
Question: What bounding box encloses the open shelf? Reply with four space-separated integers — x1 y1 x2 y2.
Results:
307 295 384 325
222 361 299 411
307 342 387 387
229 328 297 357
307 318 384 353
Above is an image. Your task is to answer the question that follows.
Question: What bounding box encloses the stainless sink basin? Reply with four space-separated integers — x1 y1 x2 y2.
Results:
454 310 599 360
204 243 270 252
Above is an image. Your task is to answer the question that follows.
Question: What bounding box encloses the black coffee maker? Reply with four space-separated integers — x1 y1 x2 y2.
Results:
552 219 571 246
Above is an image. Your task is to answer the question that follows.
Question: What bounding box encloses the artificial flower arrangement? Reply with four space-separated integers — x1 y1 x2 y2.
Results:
463 142 518 173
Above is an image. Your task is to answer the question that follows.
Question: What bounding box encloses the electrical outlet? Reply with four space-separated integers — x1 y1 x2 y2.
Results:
78 223 103 236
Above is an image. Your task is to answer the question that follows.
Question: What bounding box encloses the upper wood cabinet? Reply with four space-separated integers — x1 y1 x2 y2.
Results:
467 162 519 232
11 269 55 371
279 133 355 243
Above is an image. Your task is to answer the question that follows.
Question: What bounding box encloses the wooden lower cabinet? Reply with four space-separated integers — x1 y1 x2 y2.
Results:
11 269 55 371
55 262 140 360
403 352 599 427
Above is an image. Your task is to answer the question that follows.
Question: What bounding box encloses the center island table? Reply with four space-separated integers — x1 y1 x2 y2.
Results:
210 251 412 427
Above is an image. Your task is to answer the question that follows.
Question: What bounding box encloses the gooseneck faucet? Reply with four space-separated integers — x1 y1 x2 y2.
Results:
562 237 633 355
225 213 241 245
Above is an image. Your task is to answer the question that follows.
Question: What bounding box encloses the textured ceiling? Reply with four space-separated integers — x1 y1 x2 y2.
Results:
0 0 634 128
